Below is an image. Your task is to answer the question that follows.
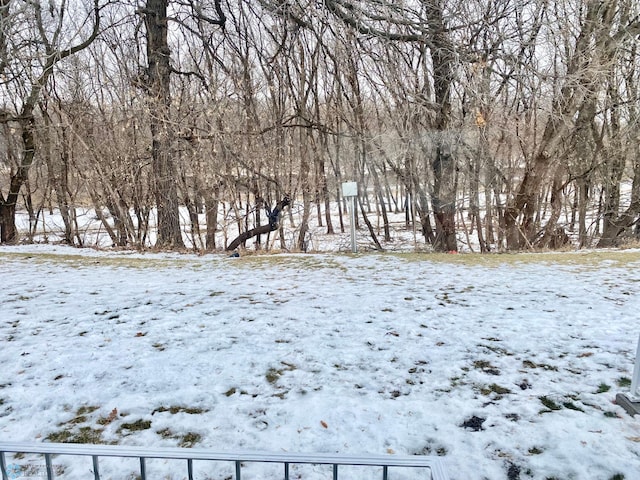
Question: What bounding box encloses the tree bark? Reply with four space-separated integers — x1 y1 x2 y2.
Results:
431 143 457 251
0 116 35 243
143 0 185 249
426 2 457 252
205 187 220 251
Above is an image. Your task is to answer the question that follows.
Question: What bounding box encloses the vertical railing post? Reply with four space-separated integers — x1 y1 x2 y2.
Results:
139 457 146 480
92 455 100 480
45 453 53 480
187 458 194 480
235 460 241 480
284 462 290 480
0 452 8 480
616 333 640 415
333 464 338 480
382 465 389 480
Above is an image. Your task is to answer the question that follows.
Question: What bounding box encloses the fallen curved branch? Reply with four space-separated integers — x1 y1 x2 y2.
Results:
226 196 291 251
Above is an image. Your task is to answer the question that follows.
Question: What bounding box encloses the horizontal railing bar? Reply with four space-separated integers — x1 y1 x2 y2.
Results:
0 442 444 469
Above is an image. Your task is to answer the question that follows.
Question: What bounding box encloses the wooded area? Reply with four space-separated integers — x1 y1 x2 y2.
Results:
0 0 639 252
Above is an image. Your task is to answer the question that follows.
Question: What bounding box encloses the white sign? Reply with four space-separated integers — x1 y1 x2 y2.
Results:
341 182 358 197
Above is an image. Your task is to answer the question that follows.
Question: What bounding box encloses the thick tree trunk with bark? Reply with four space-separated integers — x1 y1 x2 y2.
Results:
426 3 457 252
597 151 640 247
143 0 184 249
0 115 36 244
535 166 569 249
0 202 16 243
431 143 457 251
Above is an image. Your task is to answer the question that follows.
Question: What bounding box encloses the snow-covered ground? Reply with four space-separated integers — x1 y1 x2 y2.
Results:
1 245 640 479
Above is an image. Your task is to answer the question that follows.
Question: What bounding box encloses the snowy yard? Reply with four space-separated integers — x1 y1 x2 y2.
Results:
1 246 640 479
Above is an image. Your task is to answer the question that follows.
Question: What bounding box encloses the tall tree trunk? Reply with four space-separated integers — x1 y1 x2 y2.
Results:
0 116 35 243
205 185 220 251
597 68 640 246
577 177 590 248
469 146 488 252
42 111 76 245
143 0 184 249
426 2 457 252
598 138 630 246
317 154 334 234
572 96 599 248
0 202 17 243
536 166 569 249
371 164 391 242
431 143 457 251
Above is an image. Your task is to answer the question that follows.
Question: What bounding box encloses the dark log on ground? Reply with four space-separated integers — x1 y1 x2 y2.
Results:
226 196 290 251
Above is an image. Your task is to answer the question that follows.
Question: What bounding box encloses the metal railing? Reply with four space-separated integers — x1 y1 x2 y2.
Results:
0 442 449 480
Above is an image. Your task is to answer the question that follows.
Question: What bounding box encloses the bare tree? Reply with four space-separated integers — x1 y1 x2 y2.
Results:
504 0 640 249
135 0 225 249
0 0 100 244
316 0 466 251
7 0 640 253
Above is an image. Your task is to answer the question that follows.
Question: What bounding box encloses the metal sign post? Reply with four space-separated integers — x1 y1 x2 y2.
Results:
341 182 358 253
616 333 640 416
630 333 640 400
